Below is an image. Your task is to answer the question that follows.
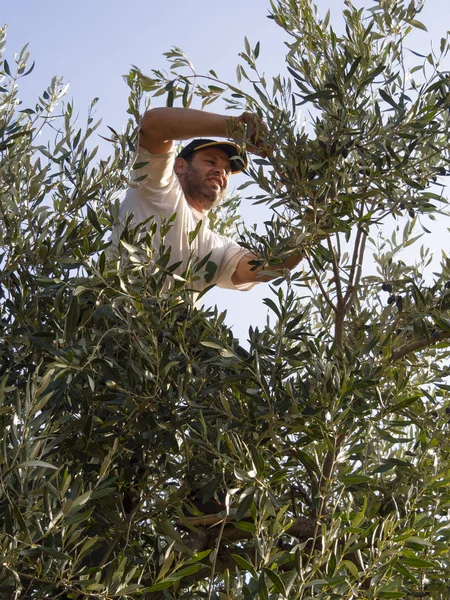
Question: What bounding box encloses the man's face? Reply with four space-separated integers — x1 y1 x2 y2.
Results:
175 148 231 212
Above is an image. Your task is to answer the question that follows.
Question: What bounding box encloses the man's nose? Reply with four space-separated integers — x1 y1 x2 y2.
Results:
217 165 229 178
211 166 227 181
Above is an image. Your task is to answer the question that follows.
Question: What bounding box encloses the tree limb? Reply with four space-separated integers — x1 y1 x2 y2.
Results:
178 515 317 552
391 330 450 361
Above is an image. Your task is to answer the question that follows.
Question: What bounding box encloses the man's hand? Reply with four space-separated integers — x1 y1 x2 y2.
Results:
232 112 270 158
232 249 303 286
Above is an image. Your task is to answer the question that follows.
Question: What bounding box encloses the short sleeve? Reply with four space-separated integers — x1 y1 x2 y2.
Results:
214 239 258 292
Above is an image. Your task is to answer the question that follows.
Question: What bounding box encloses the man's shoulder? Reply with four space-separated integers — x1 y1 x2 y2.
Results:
127 145 177 192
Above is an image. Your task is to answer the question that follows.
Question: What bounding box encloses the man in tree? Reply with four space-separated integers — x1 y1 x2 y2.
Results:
113 107 301 297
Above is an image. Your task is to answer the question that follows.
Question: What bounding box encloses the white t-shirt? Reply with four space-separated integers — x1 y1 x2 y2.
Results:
112 146 255 296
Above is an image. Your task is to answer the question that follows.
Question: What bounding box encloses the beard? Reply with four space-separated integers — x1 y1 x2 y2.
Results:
181 163 226 210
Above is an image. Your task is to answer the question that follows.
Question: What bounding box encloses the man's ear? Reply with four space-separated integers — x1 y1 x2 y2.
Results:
174 157 187 176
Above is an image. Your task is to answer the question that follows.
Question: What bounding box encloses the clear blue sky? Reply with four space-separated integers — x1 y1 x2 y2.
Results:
3 1 449 342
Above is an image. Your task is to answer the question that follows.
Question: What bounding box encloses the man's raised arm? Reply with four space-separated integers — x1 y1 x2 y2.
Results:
139 107 268 156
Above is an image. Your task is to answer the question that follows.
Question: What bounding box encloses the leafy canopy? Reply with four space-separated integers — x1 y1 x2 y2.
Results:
3 1 450 598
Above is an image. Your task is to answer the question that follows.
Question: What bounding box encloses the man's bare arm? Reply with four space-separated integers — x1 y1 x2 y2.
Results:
232 251 303 286
139 108 233 154
232 211 332 285
139 107 268 156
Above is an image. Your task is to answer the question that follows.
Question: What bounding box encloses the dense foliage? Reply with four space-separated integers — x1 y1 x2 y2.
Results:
3 1 450 598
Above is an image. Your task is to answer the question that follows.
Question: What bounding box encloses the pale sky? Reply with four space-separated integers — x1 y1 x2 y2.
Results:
3 0 450 342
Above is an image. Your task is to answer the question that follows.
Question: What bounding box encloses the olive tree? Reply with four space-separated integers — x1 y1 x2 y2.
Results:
3 1 450 598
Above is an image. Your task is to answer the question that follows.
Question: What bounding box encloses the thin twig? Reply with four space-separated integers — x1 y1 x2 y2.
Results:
344 226 364 305
327 235 342 303
208 516 227 600
308 259 337 312
305 432 345 570
345 230 367 310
